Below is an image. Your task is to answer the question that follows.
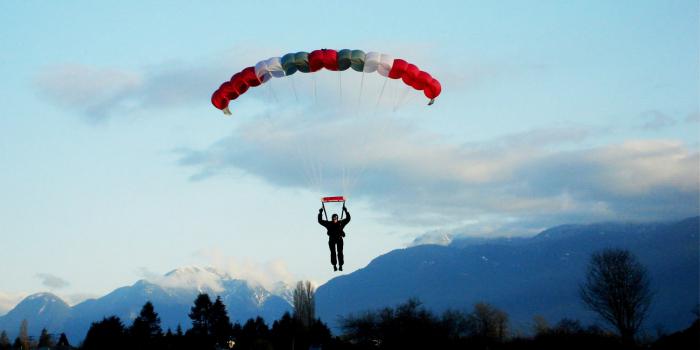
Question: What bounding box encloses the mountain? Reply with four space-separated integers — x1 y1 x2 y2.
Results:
316 217 699 334
0 293 71 337
0 267 292 341
2 217 697 340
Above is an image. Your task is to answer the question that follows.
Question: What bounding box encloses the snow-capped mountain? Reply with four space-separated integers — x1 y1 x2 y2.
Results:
0 268 292 341
2 217 697 341
0 293 71 337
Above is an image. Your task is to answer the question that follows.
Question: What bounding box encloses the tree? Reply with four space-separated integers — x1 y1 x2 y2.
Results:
466 302 509 341
18 320 29 350
130 301 163 338
580 248 652 345
37 328 53 348
210 296 233 346
130 301 162 349
188 293 213 337
293 281 315 329
11 337 21 350
0 331 10 350
55 333 70 350
82 316 127 350
532 315 550 336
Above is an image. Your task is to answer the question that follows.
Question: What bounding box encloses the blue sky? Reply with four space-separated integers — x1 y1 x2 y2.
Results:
0 0 698 313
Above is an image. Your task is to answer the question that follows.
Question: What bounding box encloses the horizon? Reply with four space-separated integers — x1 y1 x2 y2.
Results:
2 214 697 314
1 0 698 320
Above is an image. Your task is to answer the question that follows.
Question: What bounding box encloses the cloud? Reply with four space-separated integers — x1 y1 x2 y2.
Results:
193 248 296 291
139 251 296 293
35 273 70 289
409 231 453 247
35 64 142 122
638 110 677 131
140 266 225 293
686 112 700 123
177 105 699 229
32 46 267 122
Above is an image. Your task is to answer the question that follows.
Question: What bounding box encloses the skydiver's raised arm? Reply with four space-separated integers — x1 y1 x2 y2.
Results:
318 208 327 226
343 207 351 225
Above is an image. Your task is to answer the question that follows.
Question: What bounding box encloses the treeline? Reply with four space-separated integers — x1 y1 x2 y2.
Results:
80 295 330 350
1 250 698 349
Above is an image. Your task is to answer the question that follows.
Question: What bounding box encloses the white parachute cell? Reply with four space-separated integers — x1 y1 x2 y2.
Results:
255 59 272 83
377 54 394 77
363 52 381 73
266 57 285 78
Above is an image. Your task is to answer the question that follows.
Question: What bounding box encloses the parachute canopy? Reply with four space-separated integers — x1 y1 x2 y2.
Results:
211 49 442 114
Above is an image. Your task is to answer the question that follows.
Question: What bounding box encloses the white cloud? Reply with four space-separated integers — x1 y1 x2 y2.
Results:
35 273 70 289
140 266 225 293
35 64 142 122
178 107 699 228
193 248 296 291
639 110 676 130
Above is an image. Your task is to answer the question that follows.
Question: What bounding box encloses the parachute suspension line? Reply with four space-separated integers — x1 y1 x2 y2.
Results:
288 75 299 103
338 71 343 104
357 71 365 111
312 73 318 105
393 85 412 112
372 76 389 117
347 79 401 192
266 80 279 104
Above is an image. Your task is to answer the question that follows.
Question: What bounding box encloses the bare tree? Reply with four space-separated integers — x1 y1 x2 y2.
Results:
293 281 316 328
466 302 509 341
18 319 29 350
580 248 652 344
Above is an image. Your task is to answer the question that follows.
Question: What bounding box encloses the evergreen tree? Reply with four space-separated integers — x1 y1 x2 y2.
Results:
0 331 10 350
130 301 163 338
130 301 163 349
11 337 21 350
55 333 70 350
37 328 53 348
188 293 213 336
210 296 233 346
82 316 127 350
239 317 271 350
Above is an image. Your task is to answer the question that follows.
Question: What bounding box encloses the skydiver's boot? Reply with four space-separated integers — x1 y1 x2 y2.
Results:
333 265 338 271
339 265 343 271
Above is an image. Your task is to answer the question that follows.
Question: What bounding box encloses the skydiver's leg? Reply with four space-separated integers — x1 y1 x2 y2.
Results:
328 240 337 269
337 239 344 269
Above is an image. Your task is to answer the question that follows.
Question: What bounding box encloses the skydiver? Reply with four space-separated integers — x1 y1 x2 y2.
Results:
318 206 351 271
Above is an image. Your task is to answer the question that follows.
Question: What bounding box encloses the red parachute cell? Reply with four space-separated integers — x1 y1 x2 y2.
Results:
211 90 228 110
401 64 419 86
412 71 432 90
321 49 338 71
388 59 408 79
241 67 261 87
425 78 441 99
308 50 325 72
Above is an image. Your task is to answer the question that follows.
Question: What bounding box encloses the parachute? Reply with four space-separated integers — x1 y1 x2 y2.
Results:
211 49 442 115
209 48 443 206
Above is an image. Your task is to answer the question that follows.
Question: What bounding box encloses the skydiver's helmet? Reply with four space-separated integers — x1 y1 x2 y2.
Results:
332 214 339 222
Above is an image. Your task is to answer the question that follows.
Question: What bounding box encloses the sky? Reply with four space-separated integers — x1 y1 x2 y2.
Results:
0 0 698 314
